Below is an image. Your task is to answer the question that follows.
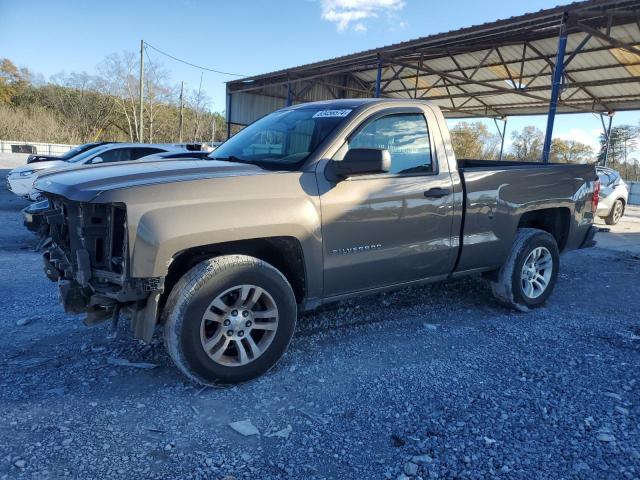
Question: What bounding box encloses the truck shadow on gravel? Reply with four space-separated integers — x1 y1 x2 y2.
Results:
296 274 497 337
3 271 499 398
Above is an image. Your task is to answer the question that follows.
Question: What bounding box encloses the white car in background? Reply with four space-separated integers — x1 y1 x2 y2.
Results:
6 143 181 200
596 166 629 225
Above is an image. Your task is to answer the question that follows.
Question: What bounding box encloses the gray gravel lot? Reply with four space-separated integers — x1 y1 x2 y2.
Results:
0 165 639 480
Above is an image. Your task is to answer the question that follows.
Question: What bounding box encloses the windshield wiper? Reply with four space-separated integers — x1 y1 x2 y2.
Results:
208 155 246 163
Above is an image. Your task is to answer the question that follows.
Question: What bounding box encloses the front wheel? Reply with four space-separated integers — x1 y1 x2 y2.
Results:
490 228 559 311
162 255 297 385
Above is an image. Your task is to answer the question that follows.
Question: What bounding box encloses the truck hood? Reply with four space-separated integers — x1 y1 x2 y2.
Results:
33 159 274 202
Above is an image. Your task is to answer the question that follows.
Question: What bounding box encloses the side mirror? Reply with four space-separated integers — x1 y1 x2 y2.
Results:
327 148 391 180
90 157 103 164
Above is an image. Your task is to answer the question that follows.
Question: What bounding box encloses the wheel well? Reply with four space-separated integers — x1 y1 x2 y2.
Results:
517 208 571 251
161 236 306 311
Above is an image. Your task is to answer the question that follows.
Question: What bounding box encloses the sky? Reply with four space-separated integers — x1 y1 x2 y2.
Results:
1 0 638 153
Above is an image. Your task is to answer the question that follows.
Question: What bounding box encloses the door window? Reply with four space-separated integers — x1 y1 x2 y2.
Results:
131 148 164 160
93 148 132 163
348 113 433 174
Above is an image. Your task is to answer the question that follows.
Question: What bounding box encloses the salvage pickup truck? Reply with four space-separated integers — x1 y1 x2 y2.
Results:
33 99 599 385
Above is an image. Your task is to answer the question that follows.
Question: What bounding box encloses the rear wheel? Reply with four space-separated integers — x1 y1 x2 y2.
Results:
604 199 624 225
163 255 297 385
490 228 559 311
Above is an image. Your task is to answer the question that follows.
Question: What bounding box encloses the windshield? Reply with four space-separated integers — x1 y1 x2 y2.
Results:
60 143 99 160
67 145 111 163
208 107 350 167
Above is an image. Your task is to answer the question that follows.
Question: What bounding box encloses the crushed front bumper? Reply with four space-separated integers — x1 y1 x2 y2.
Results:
42 196 164 342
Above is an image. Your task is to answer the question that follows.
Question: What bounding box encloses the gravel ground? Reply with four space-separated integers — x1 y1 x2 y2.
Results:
1 166 639 480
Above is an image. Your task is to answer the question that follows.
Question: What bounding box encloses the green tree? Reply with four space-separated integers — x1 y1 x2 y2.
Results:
550 138 594 163
510 126 544 161
597 125 640 179
450 121 500 159
0 58 30 104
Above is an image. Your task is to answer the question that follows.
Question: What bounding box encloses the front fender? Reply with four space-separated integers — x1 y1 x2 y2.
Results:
122 172 323 298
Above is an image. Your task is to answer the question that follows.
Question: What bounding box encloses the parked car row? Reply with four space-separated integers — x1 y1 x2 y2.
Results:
7 142 217 201
6 141 218 236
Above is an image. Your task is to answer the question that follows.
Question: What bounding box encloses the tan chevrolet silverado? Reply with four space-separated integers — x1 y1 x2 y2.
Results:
33 99 600 385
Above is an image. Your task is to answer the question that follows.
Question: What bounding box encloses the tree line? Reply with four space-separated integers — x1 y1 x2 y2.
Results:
450 121 640 180
0 56 226 145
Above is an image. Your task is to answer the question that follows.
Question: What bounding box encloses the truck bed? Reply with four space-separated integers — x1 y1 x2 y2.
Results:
454 159 598 275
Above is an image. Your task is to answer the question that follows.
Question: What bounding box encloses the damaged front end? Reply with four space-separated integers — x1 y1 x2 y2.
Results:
41 196 163 342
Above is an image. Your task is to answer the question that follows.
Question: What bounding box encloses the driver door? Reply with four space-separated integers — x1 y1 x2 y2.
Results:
317 107 456 297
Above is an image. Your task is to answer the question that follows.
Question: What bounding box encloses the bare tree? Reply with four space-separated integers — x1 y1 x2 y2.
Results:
48 72 115 142
99 52 142 141
144 63 174 143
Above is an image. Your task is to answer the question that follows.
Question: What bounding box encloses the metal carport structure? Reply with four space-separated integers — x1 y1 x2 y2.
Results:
225 0 640 162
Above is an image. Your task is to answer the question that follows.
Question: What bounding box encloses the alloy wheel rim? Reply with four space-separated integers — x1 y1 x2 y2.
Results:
200 284 279 367
613 202 623 223
520 246 553 299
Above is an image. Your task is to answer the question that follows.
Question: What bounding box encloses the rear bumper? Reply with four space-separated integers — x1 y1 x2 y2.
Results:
579 225 598 249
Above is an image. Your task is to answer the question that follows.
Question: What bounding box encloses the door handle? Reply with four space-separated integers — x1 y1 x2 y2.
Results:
423 187 450 198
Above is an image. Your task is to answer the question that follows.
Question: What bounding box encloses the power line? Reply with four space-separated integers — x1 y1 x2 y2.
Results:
144 41 246 77
143 45 160 81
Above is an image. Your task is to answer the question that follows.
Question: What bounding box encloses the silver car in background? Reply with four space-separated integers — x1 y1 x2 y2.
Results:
597 166 629 225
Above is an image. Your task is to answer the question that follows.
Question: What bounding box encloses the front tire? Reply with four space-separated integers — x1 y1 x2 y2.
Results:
490 228 559 312
162 255 297 386
604 199 624 225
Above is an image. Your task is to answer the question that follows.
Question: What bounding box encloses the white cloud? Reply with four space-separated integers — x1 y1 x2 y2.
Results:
320 0 406 32
556 128 601 152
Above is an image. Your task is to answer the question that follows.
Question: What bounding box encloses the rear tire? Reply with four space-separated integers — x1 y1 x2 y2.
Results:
162 255 297 386
604 199 624 225
490 228 559 312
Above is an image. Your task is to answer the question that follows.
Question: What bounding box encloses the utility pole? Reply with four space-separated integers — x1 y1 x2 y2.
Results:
139 39 144 143
179 81 184 143
211 114 216 144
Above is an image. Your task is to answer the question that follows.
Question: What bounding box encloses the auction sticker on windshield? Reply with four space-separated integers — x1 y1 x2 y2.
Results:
312 109 352 118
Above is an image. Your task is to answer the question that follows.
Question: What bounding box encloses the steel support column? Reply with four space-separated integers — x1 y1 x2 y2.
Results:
542 16 568 163
494 117 508 161
286 83 293 106
600 113 614 167
375 59 383 98
226 93 232 139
